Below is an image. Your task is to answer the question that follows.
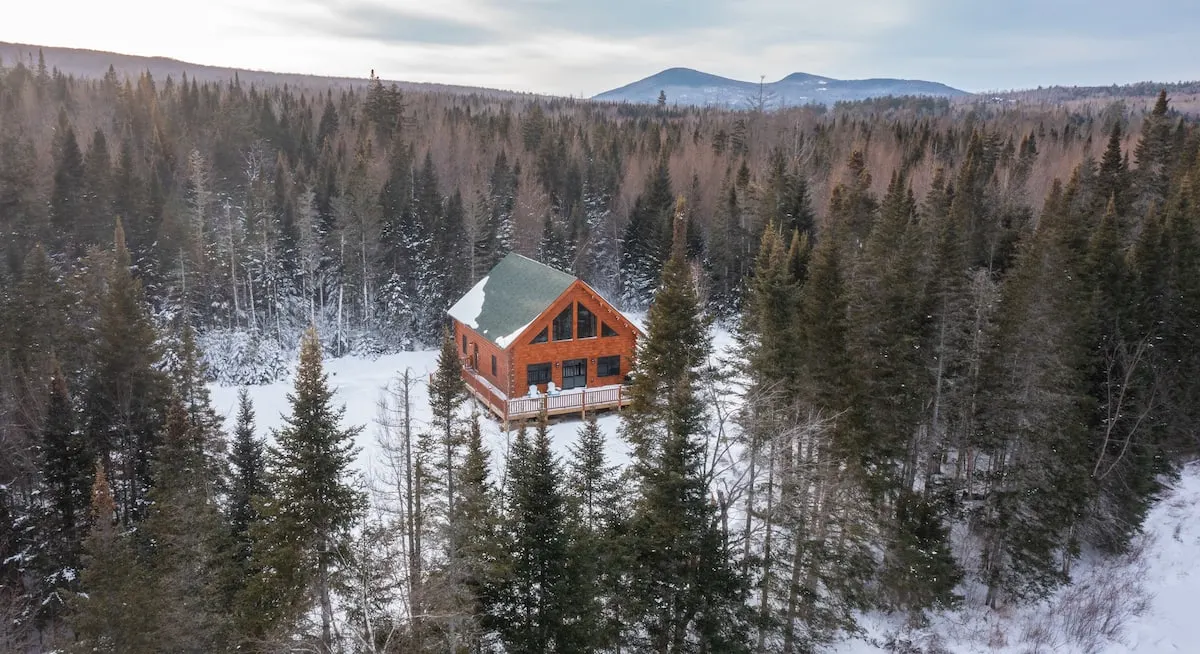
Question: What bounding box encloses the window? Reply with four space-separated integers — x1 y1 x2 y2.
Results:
552 305 573 341
491 355 497 377
577 303 596 338
527 363 552 386
597 355 621 378
531 327 548 344
462 334 468 353
601 322 618 337
562 358 587 390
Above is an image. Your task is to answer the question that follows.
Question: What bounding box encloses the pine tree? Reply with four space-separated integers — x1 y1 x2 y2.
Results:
240 326 364 648
620 159 673 310
1133 91 1175 213
228 388 265 576
34 360 91 616
622 198 748 652
1096 123 1131 219
80 128 113 249
69 462 157 652
496 412 580 653
566 413 626 650
50 111 85 248
84 220 168 523
140 397 230 651
973 185 1094 606
429 329 468 527
445 414 501 649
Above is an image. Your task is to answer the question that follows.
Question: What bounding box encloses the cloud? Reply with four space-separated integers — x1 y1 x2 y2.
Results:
0 0 1197 97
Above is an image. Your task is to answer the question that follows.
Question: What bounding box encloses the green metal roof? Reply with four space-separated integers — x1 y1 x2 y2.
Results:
447 253 577 348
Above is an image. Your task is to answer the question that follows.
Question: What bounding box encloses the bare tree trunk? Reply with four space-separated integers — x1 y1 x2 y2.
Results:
319 533 334 652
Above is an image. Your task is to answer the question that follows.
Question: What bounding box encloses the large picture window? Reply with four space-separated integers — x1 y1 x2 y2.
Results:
577 303 596 338
552 305 573 341
527 363 552 386
597 355 620 378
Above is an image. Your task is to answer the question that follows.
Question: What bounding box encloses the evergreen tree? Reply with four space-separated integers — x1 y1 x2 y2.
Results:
1133 91 1175 213
228 388 265 577
68 462 156 653
566 413 626 650
239 327 364 648
620 159 673 310
141 397 230 651
80 128 113 249
496 413 580 653
446 414 501 649
50 111 85 248
84 220 168 523
974 184 1094 606
1096 123 1131 219
622 198 748 652
34 360 91 616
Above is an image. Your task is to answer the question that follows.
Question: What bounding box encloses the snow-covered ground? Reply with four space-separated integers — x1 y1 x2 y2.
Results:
207 324 1198 653
837 462 1200 654
207 348 633 491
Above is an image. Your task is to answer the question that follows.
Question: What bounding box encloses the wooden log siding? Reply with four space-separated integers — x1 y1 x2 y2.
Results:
450 279 640 425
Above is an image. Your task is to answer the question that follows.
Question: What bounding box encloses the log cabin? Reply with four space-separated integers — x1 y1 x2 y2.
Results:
447 253 643 424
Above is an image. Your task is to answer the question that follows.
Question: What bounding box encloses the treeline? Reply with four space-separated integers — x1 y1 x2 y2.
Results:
0 56 1175 363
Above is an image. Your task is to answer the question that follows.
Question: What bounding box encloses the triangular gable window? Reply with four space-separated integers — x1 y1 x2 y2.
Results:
530 327 549 344
601 322 618 337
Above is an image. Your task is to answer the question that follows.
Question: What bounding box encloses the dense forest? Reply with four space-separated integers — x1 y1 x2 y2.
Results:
1 53 1199 652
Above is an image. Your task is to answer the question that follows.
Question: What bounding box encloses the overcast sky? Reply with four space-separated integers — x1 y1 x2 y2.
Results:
3 0 1197 96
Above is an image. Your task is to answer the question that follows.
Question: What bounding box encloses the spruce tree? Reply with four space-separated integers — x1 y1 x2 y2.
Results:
84 220 167 523
974 184 1094 605
141 397 230 651
496 412 579 653
429 329 468 526
49 111 85 247
240 326 364 648
566 413 626 650
228 388 265 580
34 360 91 616
446 414 501 648
622 198 748 652
69 462 156 653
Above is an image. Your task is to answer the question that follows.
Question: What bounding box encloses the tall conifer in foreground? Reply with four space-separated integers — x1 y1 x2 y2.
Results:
622 198 748 652
495 412 580 653
69 462 155 652
240 326 364 650
84 220 167 524
141 397 230 651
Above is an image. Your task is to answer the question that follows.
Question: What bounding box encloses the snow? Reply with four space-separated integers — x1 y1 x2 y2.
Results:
208 349 633 485
833 462 1200 654
494 317 534 349
446 275 488 328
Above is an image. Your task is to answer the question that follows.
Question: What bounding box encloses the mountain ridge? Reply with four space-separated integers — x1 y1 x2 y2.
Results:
593 66 969 108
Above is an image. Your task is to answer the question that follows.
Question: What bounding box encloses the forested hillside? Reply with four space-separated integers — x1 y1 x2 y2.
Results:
1 54 1199 652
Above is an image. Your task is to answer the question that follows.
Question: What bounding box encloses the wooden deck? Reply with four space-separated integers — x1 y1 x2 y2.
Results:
460 367 630 425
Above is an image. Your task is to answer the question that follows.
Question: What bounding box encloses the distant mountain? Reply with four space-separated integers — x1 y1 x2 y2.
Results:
0 42 538 99
593 67 969 108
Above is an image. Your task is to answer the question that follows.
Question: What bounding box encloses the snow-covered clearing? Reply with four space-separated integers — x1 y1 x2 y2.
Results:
207 348 633 492
207 313 661 491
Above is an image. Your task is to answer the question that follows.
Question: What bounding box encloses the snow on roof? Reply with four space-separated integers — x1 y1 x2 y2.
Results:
447 275 488 328
447 253 577 348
